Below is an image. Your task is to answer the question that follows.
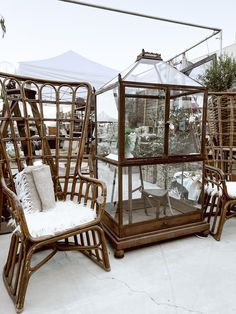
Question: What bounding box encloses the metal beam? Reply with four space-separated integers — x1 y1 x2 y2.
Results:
58 0 222 63
181 54 217 75
59 0 221 32
167 31 220 63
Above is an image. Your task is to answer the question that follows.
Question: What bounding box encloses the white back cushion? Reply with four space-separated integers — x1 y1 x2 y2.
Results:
14 164 56 213
14 167 42 213
32 165 55 210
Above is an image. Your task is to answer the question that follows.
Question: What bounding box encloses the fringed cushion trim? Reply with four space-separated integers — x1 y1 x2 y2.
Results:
14 171 34 214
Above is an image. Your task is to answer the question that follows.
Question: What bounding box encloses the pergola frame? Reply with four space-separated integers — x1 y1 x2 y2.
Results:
59 0 223 60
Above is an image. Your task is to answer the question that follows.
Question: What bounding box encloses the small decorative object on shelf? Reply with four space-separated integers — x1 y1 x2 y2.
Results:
95 50 209 257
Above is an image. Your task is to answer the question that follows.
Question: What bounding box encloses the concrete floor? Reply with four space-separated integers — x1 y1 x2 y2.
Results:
1 220 236 314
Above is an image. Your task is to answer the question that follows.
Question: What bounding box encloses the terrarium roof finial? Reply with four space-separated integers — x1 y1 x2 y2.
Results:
136 49 163 62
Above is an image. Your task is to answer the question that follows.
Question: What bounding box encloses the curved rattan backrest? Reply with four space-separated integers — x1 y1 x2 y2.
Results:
0 72 93 200
207 92 236 181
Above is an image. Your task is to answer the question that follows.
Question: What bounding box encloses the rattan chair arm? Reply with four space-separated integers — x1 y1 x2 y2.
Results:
79 172 107 198
204 164 229 197
77 172 107 217
0 174 22 213
205 164 226 180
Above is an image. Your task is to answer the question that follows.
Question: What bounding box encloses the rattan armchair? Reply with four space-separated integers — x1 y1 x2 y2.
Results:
204 92 236 240
204 165 236 240
0 73 110 313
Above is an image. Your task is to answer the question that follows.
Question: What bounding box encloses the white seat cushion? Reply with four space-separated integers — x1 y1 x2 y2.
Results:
226 181 236 198
205 181 236 198
24 201 96 238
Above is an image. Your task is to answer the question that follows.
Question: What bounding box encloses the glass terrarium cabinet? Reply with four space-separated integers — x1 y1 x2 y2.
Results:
95 51 209 257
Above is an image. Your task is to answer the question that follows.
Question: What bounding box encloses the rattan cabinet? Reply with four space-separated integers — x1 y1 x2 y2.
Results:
95 51 209 257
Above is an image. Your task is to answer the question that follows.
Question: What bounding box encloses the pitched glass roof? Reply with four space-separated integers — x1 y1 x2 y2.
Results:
99 51 202 91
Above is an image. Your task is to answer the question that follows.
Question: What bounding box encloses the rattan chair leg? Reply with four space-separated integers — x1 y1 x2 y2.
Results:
15 262 31 313
213 203 229 241
3 233 31 313
98 227 111 271
80 227 110 271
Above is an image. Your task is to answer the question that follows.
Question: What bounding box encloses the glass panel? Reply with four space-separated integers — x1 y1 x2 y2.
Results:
123 59 201 86
169 90 204 155
100 56 201 92
122 162 203 225
121 165 151 225
96 89 118 157
167 161 203 211
97 160 119 222
125 87 165 158
124 61 158 83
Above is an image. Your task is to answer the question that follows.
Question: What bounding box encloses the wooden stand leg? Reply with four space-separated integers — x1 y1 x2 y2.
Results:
114 249 125 258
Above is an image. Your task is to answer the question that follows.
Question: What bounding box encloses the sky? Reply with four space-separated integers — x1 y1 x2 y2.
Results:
0 0 236 72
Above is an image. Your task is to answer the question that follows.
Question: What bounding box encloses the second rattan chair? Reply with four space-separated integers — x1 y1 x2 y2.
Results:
204 92 236 240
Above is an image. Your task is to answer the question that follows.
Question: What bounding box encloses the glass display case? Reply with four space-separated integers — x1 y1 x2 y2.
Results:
95 50 209 257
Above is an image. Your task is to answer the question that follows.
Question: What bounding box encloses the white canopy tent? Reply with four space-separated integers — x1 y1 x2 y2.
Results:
17 50 118 90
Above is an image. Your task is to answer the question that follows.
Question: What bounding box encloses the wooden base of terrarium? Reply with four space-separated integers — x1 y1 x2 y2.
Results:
103 221 209 258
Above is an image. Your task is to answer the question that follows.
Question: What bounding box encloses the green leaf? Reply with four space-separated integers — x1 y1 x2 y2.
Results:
198 55 236 91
